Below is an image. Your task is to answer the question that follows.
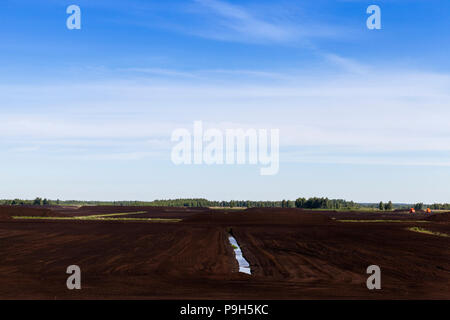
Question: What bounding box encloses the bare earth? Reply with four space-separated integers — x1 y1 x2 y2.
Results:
0 206 449 299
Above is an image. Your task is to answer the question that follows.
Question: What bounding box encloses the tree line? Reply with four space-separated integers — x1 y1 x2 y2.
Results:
1 197 53 206
1 197 449 210
378 201 393 211
292 197 358 209
0 197 359 209
429 203 450 210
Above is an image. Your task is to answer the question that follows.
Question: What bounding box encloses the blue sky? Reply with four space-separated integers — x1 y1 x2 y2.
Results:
1 0 450 203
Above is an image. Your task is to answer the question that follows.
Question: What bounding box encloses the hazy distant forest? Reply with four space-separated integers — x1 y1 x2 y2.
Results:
1 197 449 210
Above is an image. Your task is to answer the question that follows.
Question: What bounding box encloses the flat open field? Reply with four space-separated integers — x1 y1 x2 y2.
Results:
0 206 449 299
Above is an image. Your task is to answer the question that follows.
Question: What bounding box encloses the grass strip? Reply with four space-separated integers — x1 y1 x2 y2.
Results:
75 211 147 219
338 220 428 223
407 227 449 237
12 216 181 223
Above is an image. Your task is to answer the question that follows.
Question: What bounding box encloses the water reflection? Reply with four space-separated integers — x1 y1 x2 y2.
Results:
228 235 251 275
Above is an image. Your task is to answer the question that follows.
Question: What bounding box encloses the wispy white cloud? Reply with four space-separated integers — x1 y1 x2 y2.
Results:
119 68 200 79
191 0 296 43
2 67 450 169
10 146 40 153
322 53 371 74
281 152 450 168
119 67 295 81
181 0 346 44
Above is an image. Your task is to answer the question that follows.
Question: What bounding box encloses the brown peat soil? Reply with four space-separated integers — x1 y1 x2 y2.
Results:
0 206 449 299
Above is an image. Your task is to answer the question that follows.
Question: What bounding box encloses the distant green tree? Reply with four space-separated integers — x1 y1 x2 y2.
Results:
385 201 393 211
378 201 384 210
414 203 424 211
295 197 305 208
33 197 42 206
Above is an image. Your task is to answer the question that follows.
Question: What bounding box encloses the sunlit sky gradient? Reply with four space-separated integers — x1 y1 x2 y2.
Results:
1 0 450 203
